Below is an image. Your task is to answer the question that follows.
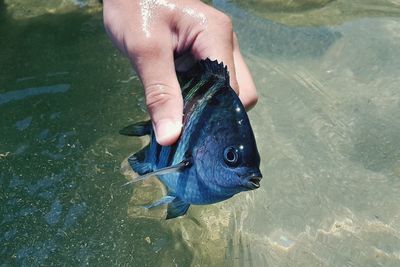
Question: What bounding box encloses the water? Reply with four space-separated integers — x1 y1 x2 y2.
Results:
1 0 400 266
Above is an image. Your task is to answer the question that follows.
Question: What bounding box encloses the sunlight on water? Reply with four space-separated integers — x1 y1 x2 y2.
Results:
213 1 400 266
1 0 400 266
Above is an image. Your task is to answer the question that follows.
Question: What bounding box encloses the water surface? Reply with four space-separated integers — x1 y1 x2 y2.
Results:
1 0 400 266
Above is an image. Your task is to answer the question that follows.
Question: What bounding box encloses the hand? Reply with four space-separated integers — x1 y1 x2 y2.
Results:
103 0 258 146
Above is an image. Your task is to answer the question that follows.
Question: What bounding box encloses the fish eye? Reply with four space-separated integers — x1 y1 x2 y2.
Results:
223 146 240 167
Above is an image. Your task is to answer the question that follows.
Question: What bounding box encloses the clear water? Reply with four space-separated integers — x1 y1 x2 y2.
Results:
1 0 400 266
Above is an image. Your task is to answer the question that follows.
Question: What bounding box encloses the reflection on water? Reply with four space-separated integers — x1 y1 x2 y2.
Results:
1 0 400 266
232 0 400 26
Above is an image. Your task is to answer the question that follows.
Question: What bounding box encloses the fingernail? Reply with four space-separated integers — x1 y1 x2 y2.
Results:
154 119 182 146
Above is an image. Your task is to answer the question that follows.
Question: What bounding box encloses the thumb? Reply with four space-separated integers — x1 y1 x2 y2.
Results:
131 42 183 146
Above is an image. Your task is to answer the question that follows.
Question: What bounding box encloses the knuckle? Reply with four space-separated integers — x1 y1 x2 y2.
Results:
127 38 161 57
145 84 177 111
216 12 233 31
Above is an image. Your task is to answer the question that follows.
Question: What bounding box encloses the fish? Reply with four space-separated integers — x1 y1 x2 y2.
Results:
120 59 262 219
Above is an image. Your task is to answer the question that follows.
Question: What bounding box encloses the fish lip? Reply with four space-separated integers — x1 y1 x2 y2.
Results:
244 172 262 190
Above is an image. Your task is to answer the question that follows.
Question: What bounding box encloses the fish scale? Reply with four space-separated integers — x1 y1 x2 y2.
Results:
120 59 262 219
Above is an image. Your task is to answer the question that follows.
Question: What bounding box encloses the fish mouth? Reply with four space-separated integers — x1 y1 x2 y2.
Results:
245 172 262 190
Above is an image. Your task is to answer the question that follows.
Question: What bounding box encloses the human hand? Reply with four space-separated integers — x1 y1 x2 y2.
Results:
103 0 258 146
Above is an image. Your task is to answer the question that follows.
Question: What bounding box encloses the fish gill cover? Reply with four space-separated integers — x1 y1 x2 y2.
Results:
120 59 262 219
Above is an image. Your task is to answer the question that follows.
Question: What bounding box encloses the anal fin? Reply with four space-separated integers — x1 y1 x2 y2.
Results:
166 197 190 219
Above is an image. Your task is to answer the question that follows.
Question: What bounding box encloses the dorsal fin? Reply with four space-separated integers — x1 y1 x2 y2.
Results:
180 59 230 104
198 58 230 85
178 58 230 86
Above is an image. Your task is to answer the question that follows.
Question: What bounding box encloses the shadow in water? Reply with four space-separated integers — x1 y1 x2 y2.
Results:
215 0 341 58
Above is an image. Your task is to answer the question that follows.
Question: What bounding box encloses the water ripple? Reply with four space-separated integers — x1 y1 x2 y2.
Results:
0 84 70 106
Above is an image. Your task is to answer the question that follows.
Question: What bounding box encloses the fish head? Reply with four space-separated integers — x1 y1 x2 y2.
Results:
220 144 262 191
192 88 262 195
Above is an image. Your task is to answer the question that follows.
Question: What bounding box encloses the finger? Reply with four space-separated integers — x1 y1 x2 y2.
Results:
103 0 136 55
129 39 183 146
190 14 240 94
232 33 258 110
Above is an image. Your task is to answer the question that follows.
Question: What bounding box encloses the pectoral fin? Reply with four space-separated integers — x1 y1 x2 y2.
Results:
166 197 190 219
122 158 191 186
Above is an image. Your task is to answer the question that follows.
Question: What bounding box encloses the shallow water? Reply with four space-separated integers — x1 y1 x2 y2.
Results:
1 0 400 266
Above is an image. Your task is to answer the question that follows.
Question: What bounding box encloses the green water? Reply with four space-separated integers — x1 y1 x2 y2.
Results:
1 0 400 266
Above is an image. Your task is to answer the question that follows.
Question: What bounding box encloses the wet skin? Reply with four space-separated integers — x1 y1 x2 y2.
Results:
103 0 258 146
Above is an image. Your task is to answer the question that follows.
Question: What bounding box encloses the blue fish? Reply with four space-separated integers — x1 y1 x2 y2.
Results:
120 59 262 219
